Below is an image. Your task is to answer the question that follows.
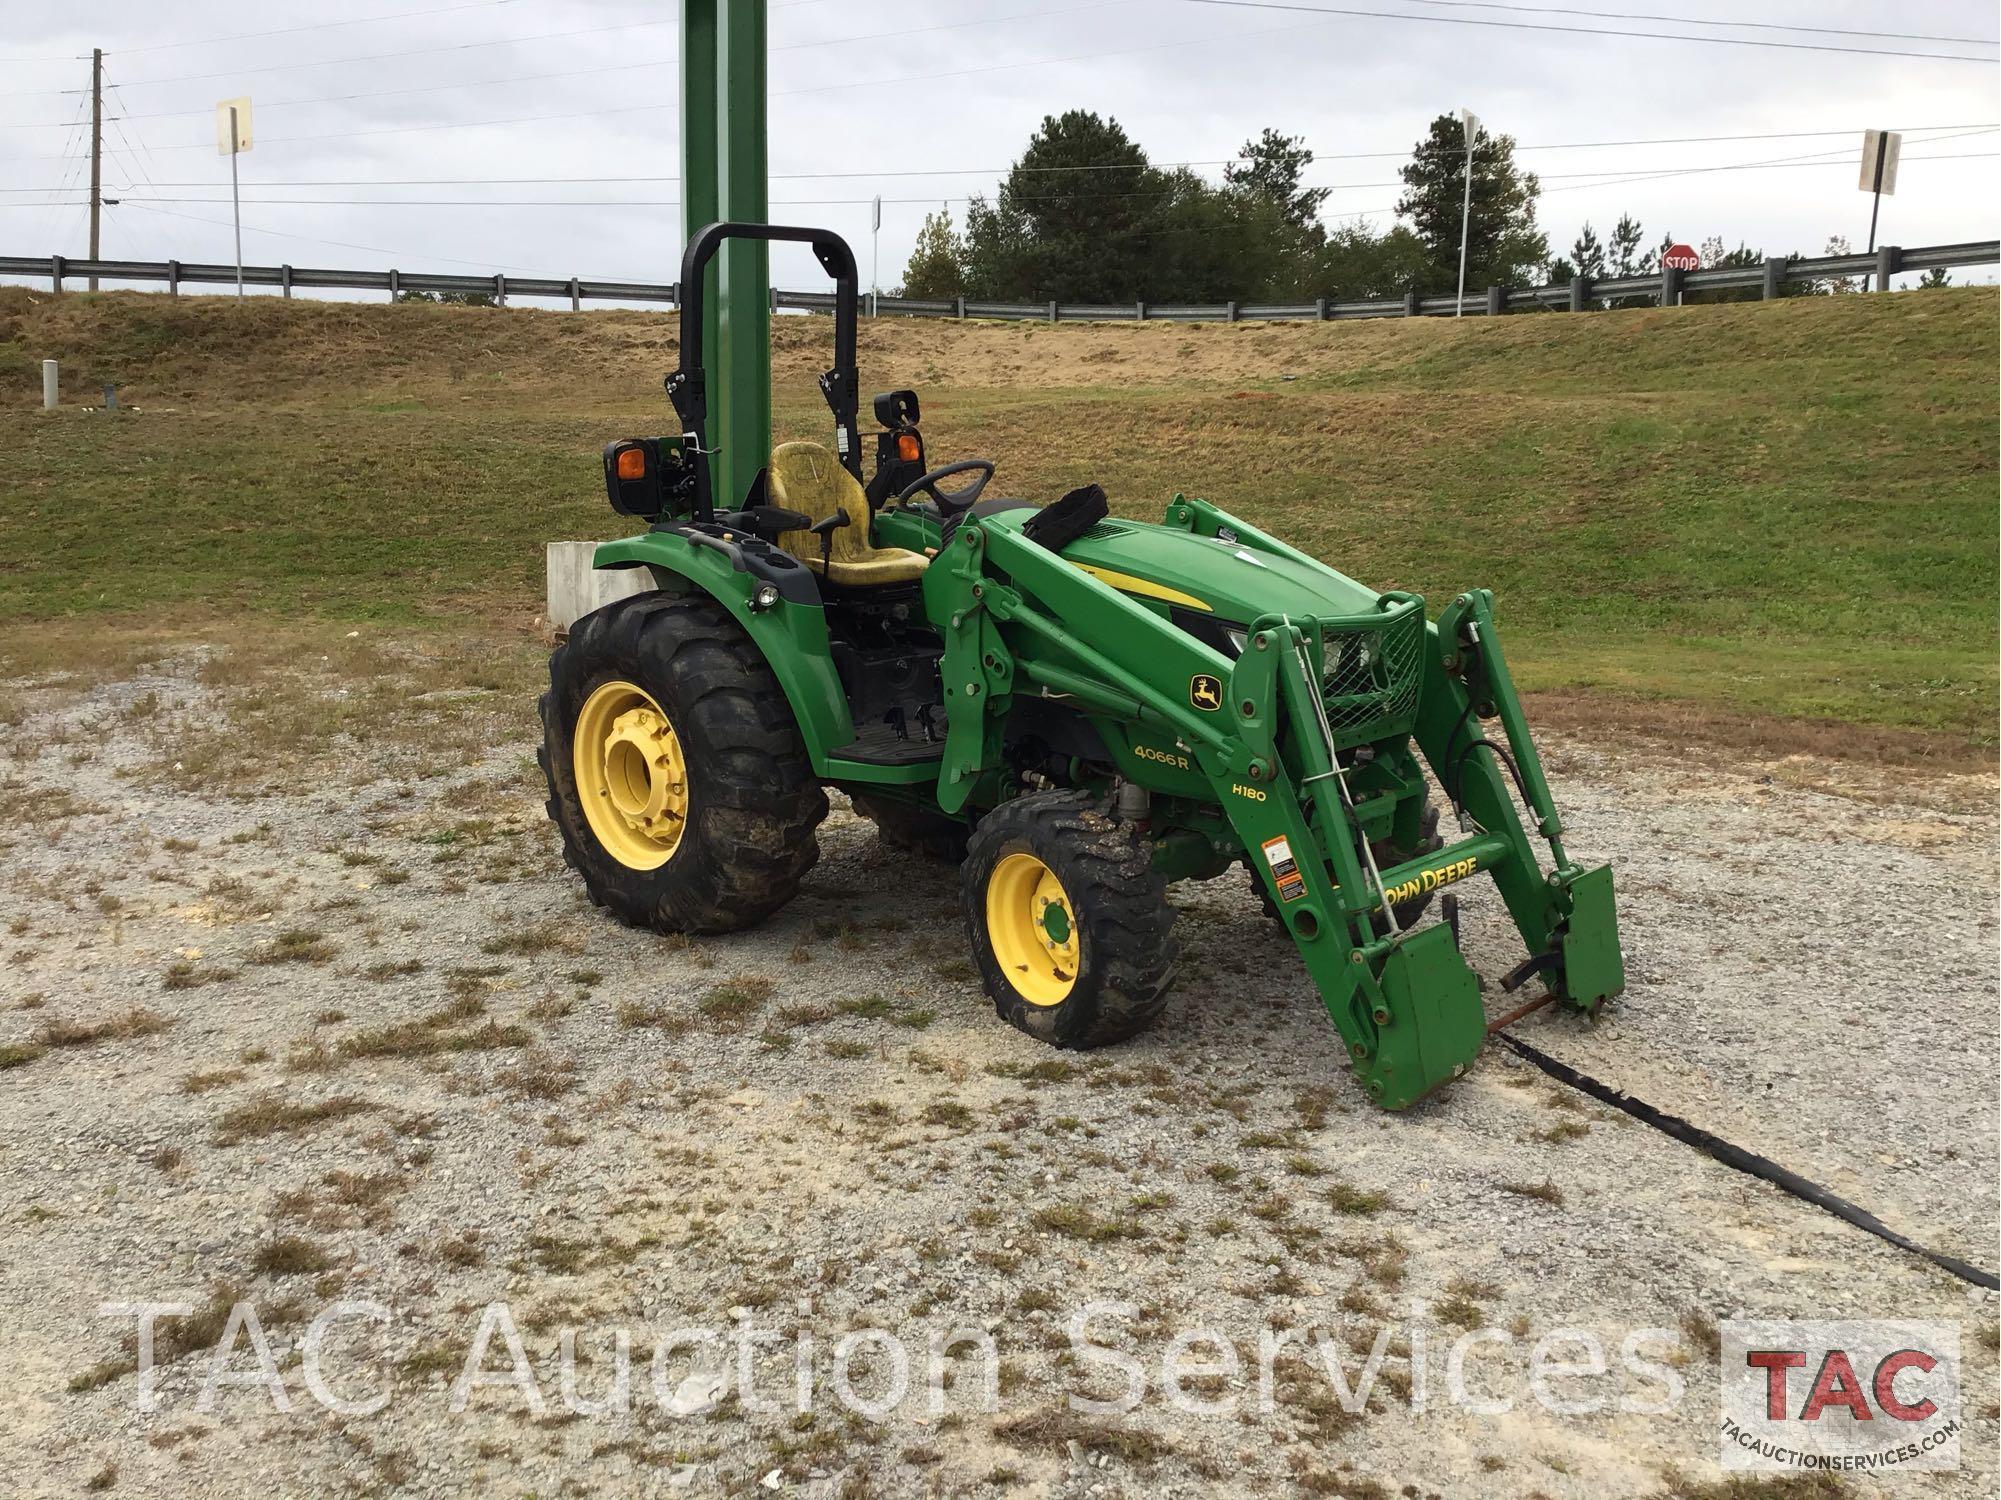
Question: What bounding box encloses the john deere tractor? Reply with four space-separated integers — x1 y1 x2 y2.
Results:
539 218 1624 1110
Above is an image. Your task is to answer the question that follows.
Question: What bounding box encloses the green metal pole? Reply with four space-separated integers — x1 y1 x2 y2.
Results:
680 0 719 446
679 0 769 513
715 0 769 514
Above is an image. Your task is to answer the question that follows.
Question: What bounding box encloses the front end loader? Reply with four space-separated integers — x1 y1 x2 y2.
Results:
540 221 1624 1110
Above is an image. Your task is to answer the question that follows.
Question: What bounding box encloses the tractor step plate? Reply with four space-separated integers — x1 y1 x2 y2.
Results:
833 726 947 766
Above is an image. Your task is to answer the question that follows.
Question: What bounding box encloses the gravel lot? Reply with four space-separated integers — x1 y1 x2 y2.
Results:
1 634 1995 1499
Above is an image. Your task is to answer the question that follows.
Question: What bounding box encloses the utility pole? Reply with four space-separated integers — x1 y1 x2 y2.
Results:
871 194 881 318
87 48 102 291
1455 108 1480 319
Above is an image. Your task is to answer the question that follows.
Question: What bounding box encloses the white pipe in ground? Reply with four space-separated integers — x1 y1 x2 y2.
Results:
42 359 57 410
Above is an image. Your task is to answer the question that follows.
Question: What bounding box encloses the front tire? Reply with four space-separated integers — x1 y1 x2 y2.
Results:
962 790 1176 1049
539 592 826 934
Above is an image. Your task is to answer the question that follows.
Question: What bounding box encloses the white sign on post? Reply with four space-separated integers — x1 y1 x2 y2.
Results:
216 97 253 154
1858 130 1900 195
217 97 252 297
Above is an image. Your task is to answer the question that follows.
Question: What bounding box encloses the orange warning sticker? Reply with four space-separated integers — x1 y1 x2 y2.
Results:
1261 835 1307 903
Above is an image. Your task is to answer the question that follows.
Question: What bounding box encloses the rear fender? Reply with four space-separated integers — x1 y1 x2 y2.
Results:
592 533 855 772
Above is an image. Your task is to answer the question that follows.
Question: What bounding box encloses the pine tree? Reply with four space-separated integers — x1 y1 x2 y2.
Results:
899 208 965 300
1393 114 1548 294
1225 128 1330 235
1607 214 1644 276
1570 223 1606 278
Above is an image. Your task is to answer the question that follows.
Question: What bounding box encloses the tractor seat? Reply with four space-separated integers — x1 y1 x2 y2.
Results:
767 442 929 587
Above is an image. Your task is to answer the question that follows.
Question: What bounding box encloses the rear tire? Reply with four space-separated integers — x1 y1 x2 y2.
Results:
540 592 826 934
850 791 970 863
963 790 1175 1049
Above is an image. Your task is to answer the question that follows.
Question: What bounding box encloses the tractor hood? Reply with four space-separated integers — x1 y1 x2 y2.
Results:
1034 515 1382 627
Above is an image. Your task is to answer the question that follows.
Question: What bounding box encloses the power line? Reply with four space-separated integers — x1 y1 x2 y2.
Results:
12 123 1988 191
44 145 1994 211
1175 0 1997 60
1320 0 1998 48
112 198 567 276
113 0 533 57
90 1 1140 126
2 11 1346 152
22 0 956 96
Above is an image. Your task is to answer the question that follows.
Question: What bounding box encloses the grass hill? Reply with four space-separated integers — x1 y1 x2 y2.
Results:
1 283 1993 758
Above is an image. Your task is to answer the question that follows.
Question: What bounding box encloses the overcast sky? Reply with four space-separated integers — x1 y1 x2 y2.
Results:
3 0 1997 299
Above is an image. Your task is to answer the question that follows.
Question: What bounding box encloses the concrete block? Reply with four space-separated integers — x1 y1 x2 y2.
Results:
545 542 662 635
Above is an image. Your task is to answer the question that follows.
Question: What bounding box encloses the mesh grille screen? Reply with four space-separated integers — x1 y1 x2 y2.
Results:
1319 606 1423 746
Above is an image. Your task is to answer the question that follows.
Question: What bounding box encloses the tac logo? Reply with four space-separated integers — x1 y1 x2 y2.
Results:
1720 1320 1960 1473
1189 674 1223 712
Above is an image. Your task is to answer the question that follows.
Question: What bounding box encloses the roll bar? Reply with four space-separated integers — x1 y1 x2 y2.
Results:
666 221 861 521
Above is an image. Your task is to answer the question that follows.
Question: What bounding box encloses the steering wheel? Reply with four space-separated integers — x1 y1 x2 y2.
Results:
894 459 995 516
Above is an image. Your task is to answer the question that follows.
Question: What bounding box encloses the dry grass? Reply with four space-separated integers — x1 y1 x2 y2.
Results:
251 1235 333 1276
1499 1178 1566 1206
212 1092 372 1145
33 1007 171 1050
250 928 336 966
991 1406 1175 1468
697 975 775 1032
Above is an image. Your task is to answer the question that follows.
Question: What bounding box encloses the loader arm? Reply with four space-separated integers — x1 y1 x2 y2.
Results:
929 508 1621 1108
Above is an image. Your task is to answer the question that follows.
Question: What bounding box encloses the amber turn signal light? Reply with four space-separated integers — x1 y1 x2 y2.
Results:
896 432 921 462
615 447 648 481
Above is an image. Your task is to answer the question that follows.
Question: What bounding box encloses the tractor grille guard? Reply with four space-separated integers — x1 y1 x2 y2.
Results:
1310 592 1426 749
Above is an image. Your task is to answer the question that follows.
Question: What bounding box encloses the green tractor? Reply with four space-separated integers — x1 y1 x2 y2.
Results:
540 221 1624 1109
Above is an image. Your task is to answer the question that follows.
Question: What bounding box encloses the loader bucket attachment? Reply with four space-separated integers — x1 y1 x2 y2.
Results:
1559 864 1624 1010
1360 924 1485 1110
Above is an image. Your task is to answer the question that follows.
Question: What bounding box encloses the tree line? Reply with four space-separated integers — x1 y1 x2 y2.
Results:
900 110 1937 306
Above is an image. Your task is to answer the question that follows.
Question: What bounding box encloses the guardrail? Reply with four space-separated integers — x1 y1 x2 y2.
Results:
3 240 1994 321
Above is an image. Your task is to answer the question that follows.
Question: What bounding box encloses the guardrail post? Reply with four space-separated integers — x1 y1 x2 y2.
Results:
51 254 65 294
167 259 181 296
1660 262 1683 307
1568 275 1591 312
770 286 779 313
1873 244 1901 292
388 269 400 302
954 295 965 319
280 264 294 299
1485 284 1504 316
494 274 507 306
1225 300 1239 323
1136 299 1147 322
1762 257 1785 300
568 278 581 312
1401 290 1418 317
1047 300 1058 323
1314 296 1328 321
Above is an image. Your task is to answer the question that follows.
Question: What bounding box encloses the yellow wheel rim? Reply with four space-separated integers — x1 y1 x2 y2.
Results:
572 679 689 871
985 852 1079 1006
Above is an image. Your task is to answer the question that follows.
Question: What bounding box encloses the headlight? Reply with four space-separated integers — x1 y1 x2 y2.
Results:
1222 627 1248 658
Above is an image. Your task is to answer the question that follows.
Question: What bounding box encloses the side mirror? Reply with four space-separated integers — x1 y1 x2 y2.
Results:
866 390 925 509
872 389 919 428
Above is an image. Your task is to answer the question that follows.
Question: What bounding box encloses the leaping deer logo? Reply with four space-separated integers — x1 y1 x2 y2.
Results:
1190 674 1223 712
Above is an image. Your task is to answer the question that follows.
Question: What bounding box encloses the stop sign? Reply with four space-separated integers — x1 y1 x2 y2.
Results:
1662 242 1700 271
